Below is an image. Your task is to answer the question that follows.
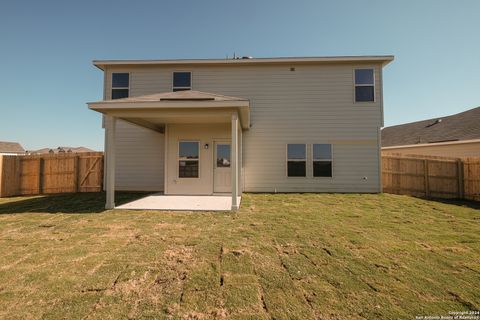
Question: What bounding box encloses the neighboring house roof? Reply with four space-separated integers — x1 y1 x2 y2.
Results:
0 141 25 154
382 107 480 147
96 90 249 103
27 147 95 154
93 55 394 70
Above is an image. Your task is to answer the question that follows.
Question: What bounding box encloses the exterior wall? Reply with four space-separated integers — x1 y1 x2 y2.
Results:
165 123 230 195
106 118 165 191
105 62 384 193
382 141 480 158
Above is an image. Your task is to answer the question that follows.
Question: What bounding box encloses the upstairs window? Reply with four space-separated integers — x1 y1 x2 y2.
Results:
179 141 199 178
354 69 374 102
111 73 129 99
173 72 191 91
313 144 332 177
287 144 306 177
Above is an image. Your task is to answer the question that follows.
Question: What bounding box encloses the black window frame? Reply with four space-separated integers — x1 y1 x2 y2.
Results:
312 144 333 178
111 73 129 100
172 71 192 92
354 68 375 102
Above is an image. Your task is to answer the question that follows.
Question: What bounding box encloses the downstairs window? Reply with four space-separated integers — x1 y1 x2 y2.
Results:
179 141 199 178
287 144 306 177
313 144 332 177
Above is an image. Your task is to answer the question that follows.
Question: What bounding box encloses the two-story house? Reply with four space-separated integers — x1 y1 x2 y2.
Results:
87 55 394 210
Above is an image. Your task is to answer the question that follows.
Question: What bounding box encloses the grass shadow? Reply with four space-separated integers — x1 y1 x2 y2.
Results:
404 194 480 210
0 192 151 214
427 197 480 210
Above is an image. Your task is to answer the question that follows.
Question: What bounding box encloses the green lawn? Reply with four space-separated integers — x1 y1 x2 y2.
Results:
0 193 478 319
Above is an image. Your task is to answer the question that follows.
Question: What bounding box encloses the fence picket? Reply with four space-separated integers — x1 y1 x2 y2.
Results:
382 153 480 201
0 152 103 197
1 152 478 201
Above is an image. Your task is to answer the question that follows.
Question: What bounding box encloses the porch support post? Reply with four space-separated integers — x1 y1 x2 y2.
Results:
105 115 116 209
238 123 243 196
231 113 239 210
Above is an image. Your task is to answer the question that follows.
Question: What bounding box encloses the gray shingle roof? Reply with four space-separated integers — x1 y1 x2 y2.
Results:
27 147 95 154
382 107 480 147
0 141 25 153
93 55 394 70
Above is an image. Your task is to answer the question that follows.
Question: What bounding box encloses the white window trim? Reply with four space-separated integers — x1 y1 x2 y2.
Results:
312 144 333 178
286 144 307 178
178 140 200 179
111 72 130 99
353 68 375 103
172 71 192 91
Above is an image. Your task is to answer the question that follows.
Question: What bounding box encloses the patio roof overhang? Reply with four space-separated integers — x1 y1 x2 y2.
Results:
87 90 250 131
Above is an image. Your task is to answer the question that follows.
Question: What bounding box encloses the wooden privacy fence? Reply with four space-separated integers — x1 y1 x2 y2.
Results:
382 153 480 201
0 152 103 197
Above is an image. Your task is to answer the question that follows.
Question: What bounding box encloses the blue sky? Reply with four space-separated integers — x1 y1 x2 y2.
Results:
1 0 479 151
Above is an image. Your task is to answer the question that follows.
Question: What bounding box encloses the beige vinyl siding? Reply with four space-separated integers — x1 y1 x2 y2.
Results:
107 118 164 191
382 141 480 158
106 62 384 193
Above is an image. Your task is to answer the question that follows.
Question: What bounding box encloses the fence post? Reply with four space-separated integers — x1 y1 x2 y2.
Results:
74 155 79 192
14 157 21 196
424 159 430 198
457 159 464 199
38 158 44 194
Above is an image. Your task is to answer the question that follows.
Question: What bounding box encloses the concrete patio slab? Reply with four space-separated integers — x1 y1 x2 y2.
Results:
115 193 241 211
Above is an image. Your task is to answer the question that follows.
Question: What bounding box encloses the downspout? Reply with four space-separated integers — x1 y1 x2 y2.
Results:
102 67 108 191
378 66 384 193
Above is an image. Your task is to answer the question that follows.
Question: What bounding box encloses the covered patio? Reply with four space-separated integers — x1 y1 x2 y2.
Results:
116 193 242 211
87 90 250 211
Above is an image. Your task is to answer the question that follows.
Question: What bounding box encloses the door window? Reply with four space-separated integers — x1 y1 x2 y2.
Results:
216 144 231 168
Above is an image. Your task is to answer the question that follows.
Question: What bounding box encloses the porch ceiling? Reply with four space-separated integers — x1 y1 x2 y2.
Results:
87 90 250 130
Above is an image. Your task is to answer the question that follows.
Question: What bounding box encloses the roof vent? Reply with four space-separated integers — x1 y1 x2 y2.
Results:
425 118 442 128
